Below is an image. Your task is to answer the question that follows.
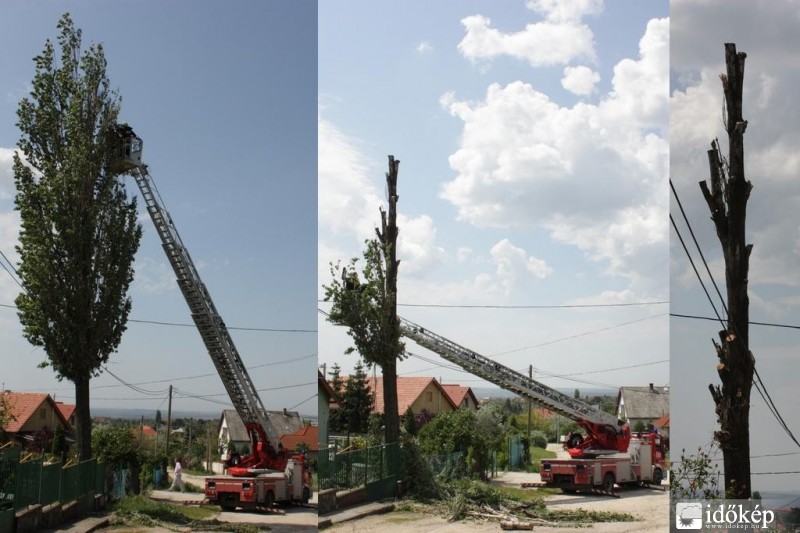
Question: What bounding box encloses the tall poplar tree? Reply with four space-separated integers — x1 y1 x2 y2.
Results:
13 14 142 460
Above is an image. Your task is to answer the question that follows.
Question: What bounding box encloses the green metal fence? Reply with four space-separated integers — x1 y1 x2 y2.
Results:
318 442 399 498
0 447 20 531
0 450 109 513
40 462 61 506
14 458 42 511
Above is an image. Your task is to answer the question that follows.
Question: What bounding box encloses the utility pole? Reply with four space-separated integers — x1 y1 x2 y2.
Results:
207 423 212 473
527 365 532 461
700 43 753 499
166 385 173 458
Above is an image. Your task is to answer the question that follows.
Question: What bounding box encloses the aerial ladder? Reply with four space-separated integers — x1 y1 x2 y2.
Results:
398 316 630 457
111 124 289 475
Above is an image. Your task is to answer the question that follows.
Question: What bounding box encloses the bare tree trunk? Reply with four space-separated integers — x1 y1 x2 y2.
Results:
378 156 401 446
699 43 753 499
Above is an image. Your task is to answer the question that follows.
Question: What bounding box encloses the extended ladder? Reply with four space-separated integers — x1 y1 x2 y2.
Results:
398 316 617 427
115 126 281 453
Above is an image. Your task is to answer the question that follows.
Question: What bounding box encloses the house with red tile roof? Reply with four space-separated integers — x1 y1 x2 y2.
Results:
1 391 71 446
130 424 158 439
366 376 457 419
441 384 479 411
280 424 319 453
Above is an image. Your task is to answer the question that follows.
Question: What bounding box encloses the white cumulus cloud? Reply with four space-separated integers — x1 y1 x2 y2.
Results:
442 18 668 294
457 4 598 68
490 238 552 294
561 65 600 95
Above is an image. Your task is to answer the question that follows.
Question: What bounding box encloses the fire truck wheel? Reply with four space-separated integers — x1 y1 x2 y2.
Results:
602 472 615 493
652 468 663 486
266 490 274 508
302 486 311 503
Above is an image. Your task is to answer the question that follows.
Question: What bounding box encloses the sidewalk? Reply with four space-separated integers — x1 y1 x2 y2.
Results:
318 501 395 529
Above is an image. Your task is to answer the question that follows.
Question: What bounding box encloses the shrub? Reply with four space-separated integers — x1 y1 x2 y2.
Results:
531 430 548 450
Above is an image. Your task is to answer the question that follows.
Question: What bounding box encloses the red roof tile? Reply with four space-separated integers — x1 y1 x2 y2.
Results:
440 385 478 408
280 425 319 452
55 402 76 422
1 391 69 433
653 414 670 429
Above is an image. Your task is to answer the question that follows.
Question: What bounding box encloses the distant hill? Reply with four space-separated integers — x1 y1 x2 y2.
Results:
92 407 317 424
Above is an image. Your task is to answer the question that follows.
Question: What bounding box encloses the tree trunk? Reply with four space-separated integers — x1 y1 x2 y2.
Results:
700 43 753 499
75 374 92 461
382 358 399 445
379 155 401 446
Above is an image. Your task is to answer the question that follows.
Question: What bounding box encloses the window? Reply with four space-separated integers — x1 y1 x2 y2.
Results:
40 408 46 419
427 392 433 402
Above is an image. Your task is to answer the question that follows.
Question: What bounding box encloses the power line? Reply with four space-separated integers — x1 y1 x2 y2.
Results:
320 300 668 309
176 381 316 400
0 252 22 289
672 313 800 330
102 365 169 396
128 318 316 333
287 393 317 411
491 313 666 357
0 301 315 333
671 181 800 449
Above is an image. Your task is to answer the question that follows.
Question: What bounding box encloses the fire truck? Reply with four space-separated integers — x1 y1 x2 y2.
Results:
398 316 666 494
113 125 311 509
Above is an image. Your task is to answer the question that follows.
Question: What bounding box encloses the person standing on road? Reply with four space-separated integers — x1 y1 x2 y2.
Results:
169 457 185 492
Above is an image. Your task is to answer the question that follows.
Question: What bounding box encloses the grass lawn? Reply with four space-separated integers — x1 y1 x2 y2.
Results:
527 446 557 473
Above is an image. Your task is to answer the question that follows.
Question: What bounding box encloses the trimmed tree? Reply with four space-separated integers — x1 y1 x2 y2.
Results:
700 43 753 499
13 14 142 460
324 156 404 446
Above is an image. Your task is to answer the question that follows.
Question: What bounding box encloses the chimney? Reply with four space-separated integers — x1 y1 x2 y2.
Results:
649 383 654 392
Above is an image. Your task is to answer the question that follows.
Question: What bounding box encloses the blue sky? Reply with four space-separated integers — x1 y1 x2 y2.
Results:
670 0 800 494
0 2 318 418
319 1 669 399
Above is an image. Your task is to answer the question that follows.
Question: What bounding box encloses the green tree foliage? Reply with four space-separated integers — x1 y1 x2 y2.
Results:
12 14 142 460
52 424 67 456
93 425 143 493
403 407 418 436
418 409 496 479
670 444 721 499
0 394 16 443
327 363 343 430
93 425 140 468
339 359 374 435
574 388 580 399
530 430 548 450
